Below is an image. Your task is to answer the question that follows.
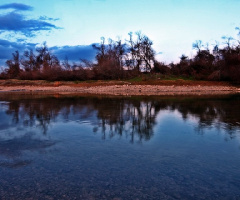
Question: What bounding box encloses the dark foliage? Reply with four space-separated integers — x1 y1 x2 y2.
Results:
170 38 240 83
1 31 240 83
5 51 21 78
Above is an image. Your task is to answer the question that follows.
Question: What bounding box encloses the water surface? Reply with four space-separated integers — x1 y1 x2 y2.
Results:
0 94 240 199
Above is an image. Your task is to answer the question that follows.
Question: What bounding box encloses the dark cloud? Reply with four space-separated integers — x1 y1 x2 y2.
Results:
0 39 36 50
0 41 96 67
50 45 97 62
0 12 61 37
0 3 63 67
0 39 37 66
0 3 33 11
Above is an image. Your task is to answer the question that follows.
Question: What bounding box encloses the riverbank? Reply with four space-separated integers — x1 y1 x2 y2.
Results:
0 79 239 95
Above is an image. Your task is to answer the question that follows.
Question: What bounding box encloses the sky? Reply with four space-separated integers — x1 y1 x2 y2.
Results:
0 0 240 67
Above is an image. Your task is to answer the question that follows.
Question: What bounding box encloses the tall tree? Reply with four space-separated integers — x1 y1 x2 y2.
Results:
92 37 127 79
36 42 59 71
6 51 20 78
127 32 155 72
21 49 36 72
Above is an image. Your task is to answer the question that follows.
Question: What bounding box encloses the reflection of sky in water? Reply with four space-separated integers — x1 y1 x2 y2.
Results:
155 109 240 143
0 95 239 199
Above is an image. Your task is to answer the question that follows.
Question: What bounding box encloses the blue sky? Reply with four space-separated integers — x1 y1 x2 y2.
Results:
0 0 240 67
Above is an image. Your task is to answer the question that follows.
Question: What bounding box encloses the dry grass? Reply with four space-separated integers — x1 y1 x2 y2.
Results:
0 79 235 87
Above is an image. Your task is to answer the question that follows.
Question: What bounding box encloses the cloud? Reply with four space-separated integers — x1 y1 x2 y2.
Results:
0 3 33 11
0 41 96 67
236 27 240 35
50 45 97 62
39 16 60 21
0 12 61 37
0 39 36 50
0 39 37 66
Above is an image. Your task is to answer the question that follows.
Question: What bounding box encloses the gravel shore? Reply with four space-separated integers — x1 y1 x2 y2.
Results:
0 84 239 95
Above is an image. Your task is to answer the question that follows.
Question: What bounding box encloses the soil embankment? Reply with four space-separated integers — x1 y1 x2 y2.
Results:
0 80 239 95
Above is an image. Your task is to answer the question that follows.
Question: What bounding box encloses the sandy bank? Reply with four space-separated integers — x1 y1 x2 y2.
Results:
0 84 239 95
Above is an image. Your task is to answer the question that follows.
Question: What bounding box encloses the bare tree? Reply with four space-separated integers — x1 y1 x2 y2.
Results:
192 40 203 53
6 51 20 78
92 37 127 79
127 31 155 72
21 49 36 72
221 36 234 52
62 56 71 70
36 42 59 71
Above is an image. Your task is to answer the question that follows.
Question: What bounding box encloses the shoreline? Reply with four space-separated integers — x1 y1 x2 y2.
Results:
0 79 239 96
0 84 239 96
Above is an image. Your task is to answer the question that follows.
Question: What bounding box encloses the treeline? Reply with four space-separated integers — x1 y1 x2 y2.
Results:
168 39 240 83
2 95 240 139
0 32 240 83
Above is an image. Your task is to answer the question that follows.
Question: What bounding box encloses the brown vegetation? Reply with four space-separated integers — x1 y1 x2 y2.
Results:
0 79 238 96
0 32 240 84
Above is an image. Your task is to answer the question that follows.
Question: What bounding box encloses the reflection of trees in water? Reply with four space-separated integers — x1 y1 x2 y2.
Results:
91 99 162 143
165 96 240 138
5 98 94 134
1 94 240 141
1 95 239 168
2 97 162 142
6 100 52 134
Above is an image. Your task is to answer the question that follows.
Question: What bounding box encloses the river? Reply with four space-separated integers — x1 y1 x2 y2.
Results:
0 93 239 199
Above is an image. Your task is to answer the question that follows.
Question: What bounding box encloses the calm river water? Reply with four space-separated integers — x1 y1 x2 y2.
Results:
0 93 239 200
